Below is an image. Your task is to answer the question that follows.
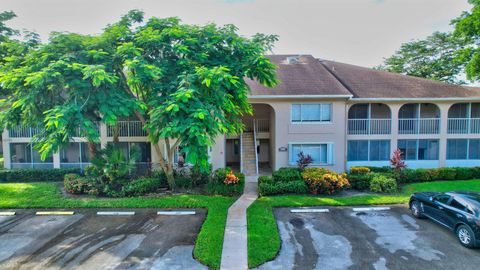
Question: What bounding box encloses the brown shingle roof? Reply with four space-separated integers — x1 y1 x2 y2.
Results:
247 54 480 99
320 60 480 99
246 55 352 96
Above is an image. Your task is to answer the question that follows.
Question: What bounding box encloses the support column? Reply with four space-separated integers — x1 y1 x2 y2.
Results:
99 123 108 149
53 151 60 169
2 129 11 169
389 104 401 154
438 103 450 168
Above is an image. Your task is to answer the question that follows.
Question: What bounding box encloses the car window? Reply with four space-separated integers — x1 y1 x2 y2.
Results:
435 195 450 204
450 199 469 213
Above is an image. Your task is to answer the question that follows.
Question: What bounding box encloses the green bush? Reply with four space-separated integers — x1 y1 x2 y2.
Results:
348 173 374 190
258 176 273 184
370 175 397 193
436 168 457 180
272 167 302 182
206 172 245 196
365 166 392 173
211 168 233 184
349 167 371 175
121 177 162 197
0 168 80 182
259 181 309 196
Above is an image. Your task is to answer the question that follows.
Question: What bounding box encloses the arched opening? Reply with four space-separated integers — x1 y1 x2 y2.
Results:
348 103 391 134
448 103 480 134
398 103 440 134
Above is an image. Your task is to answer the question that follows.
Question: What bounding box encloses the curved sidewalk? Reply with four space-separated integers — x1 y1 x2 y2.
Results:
220 176 258 270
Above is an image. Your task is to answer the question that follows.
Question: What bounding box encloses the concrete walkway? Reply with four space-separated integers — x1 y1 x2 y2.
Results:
220 176 258 270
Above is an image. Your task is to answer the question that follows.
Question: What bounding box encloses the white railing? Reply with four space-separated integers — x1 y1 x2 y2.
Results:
348 119 391 135
8 126 43 138
398 118 440 134
254 119 270 133
448 118 480 134
107 121 147 137
253 120 259 175
10 162 54 169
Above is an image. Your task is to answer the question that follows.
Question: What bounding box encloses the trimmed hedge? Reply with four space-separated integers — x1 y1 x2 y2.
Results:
121 177 162 197
0 168 80 182
272 167 302 182
370 175 397 193
259 181 309 196
399 167 480 183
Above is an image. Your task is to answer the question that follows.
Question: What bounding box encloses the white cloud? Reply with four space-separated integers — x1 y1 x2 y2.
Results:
1 0 472 67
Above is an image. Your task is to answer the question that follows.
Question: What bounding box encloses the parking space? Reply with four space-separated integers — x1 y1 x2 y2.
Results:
258 206 480 270
0 209 207 270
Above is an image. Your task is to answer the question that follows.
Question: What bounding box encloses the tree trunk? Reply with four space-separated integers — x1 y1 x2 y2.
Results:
113 124 119 144
87 141 97 158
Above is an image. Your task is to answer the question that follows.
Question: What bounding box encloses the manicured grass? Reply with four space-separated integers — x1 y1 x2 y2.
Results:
0 182 235 269
247 179 480 268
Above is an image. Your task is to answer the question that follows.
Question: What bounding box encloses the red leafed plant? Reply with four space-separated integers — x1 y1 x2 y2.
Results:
296 151 313 171
224 171 240 185
390 148 406 171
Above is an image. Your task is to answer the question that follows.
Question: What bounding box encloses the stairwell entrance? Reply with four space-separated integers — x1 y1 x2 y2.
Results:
225 104 274 176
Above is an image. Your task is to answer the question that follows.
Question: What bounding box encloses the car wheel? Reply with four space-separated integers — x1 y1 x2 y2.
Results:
410 200 424 218
456 225 476 248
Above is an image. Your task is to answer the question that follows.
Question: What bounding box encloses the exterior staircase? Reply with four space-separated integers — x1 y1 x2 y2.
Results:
241 132 257 176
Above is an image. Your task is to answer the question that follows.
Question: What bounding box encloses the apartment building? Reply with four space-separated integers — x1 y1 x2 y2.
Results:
3 55 480 175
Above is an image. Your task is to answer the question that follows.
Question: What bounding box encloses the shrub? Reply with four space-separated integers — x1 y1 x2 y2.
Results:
301 168 350 195
296 151 313 171
259 181 309 196
272 167 302 182
121 177 162 197
151 169 169 187
0 168 80 183
348 173 374 190
258 176 273 184
349 167 371 175
224 171 240 185
365 166 393 173
64 174 99 195
390 148 406 171
437 168 457 180
370 175 397 193
454 167 475 180
211 168 233 184
206 172 245 196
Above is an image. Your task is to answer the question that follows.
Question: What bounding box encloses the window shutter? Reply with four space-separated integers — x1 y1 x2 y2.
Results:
327 143 334 165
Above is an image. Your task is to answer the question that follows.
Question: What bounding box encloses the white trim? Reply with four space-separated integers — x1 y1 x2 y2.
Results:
290 103 333 124
249 95 353 99
36 211 75 215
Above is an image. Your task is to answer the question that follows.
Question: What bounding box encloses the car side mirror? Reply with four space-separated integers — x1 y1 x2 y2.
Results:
429 196 434 202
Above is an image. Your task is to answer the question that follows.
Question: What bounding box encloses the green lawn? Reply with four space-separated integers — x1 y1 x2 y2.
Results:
0 182 235 269
247 179 480 268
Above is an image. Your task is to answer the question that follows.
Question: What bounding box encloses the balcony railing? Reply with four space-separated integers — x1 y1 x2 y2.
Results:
8 126 43 138
348 119 391 135
255 119 270 133
448 118 480 134
398 118 440 134
107 121 147 137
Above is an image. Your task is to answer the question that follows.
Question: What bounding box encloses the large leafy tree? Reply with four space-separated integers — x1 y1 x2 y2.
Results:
377 32 467 84
0 10 278 188
454 0 480 81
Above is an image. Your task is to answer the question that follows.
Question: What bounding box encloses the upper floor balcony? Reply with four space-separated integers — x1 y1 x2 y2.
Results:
447 103 480 134
107 121 147 137
398 103 440 135
348 103 391 135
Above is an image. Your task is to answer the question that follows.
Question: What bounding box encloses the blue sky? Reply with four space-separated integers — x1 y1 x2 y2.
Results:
1 0 472 68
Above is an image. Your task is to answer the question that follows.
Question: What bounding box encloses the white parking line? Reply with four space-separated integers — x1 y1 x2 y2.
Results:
97 211 135 216
352 207 390 212
157 210 196 215
0 212 16 216
36 211 75 215
290 208 330 213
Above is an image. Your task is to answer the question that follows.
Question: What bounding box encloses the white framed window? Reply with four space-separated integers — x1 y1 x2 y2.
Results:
398 139 439 160
347 140 390 161
291 104 332 123
447 139 480 160
289 143 334 165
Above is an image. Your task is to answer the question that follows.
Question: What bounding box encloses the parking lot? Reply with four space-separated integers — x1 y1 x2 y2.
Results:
0 209 207 270
258 206 480 270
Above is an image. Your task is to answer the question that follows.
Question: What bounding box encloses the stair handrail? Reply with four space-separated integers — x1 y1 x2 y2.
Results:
253 120 259 175
240 132 243 173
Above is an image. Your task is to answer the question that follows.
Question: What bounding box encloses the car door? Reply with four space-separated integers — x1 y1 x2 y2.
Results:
443 197 472 228
425 194 452 228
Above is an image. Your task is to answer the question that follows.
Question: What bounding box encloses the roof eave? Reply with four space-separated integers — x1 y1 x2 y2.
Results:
248 94 354 100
